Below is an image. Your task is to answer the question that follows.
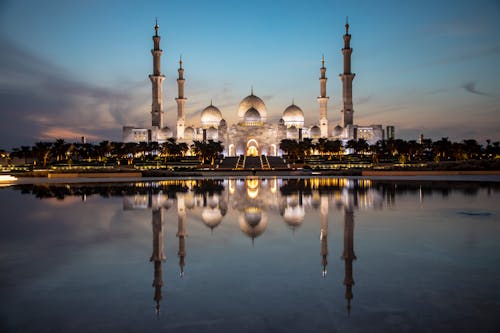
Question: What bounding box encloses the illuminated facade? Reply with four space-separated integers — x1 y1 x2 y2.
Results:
123 20 386 152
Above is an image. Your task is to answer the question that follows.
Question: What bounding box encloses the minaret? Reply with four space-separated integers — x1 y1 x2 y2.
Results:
150 19 166 130
317 55 329 138
177 194 187 276
150 208 166 315
342 206 357 315
339 18 355 128
176 57 187 139
320 194 329 277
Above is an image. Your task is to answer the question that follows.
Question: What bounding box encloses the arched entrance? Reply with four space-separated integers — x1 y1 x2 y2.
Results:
246 139 259 156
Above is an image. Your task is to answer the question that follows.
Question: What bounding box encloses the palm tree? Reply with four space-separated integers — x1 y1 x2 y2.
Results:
33 142 52 167
325 139 343 159
433 137 452 162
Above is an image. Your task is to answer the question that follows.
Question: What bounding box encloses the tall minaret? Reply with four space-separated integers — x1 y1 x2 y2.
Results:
339 18 355 128
150 19 166 129
150 208 166 315
176 57 187 139
318 55 329 138
342 206 357 315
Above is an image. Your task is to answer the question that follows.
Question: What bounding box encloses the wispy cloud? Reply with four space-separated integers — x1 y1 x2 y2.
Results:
0 37 148 147
462 81 493 97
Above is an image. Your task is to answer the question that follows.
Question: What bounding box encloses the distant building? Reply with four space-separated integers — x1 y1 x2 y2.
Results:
386 126 395 140
123 19 386 153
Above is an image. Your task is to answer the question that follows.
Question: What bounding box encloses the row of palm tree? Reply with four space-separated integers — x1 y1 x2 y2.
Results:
279 137 500 164
6 138 224 168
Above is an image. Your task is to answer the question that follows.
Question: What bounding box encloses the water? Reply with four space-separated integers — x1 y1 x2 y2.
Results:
0 177 499 332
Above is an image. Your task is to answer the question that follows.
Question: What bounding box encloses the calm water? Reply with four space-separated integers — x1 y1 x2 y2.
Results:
1 177 499 332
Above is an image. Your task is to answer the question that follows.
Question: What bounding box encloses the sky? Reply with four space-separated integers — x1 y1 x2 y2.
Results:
0 0 499 148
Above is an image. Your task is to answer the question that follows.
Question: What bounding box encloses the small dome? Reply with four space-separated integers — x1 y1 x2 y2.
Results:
156 126 173 141
244 108 261 123
202 207 224 229
310 125 320 138
201 104 222 127
185 126 195 139
283 205 305 227
287 125 298 138
282 104 304 126
219 119 227 127
207 126 218 140
333 125 343 136
238 93 267 121
239 207 268 239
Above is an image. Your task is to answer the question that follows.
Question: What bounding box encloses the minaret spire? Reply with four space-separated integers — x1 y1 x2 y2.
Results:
150 207 166 316
317 54 330 138
177 194 187 277
176 55 187 139
342 206 357 315
320 194 329 277
340 18 355 128
150 20 166 133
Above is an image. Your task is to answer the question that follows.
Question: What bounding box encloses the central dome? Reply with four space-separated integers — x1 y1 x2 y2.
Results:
201 104 222 127
238 93 267 121
282 104 304 127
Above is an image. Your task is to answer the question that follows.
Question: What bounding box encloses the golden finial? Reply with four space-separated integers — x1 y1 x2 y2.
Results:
321 54 325 68
251 85 254 95
345 16 349 33
179 55 183 69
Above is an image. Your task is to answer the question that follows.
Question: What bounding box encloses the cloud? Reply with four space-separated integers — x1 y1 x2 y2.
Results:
0 36 148 148
462 81 492 97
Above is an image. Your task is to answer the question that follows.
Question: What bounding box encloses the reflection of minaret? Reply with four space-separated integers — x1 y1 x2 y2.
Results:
150 19 166 129
317 54 329 138
339 17 355 128
320 195 329 277
342 206 356 315
150 208 166 315
177 194 187 276
176 57 187 139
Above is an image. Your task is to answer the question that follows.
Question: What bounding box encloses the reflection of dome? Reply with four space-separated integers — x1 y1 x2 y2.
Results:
201 207 224 229
207 195 219 209
238 93 267 121
282 104 304 127
244 108 261 123
201 104 222 127
185 192 195 209
238 207 268 239
185 126 195 139
283 206 305 227
310 125 320 138
333 125 343 136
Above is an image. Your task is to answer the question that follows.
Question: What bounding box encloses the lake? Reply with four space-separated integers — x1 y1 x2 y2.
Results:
1 177 499 332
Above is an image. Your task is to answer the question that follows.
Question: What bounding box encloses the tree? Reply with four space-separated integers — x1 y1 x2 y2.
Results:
33 142 52 167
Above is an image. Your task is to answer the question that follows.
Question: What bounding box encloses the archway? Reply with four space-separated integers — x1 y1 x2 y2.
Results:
228 144 235 156
246 139 259 156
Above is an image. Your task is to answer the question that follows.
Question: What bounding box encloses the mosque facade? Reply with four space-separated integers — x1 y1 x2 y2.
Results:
123 20 385 155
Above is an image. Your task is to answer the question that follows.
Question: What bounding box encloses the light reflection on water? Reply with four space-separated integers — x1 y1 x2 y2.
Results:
1 177 499 332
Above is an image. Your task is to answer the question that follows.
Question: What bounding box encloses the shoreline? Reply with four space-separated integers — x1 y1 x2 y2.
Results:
2 169 500 185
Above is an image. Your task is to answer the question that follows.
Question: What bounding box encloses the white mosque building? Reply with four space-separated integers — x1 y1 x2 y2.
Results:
123 20 385 156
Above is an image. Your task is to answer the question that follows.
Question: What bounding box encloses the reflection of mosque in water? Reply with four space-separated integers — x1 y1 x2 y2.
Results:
122 178 382 316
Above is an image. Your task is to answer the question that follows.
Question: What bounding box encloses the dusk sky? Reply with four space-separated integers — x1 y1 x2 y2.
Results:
1 0 499 148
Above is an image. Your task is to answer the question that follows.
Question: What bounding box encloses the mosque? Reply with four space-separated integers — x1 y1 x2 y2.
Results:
123 20 385 155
